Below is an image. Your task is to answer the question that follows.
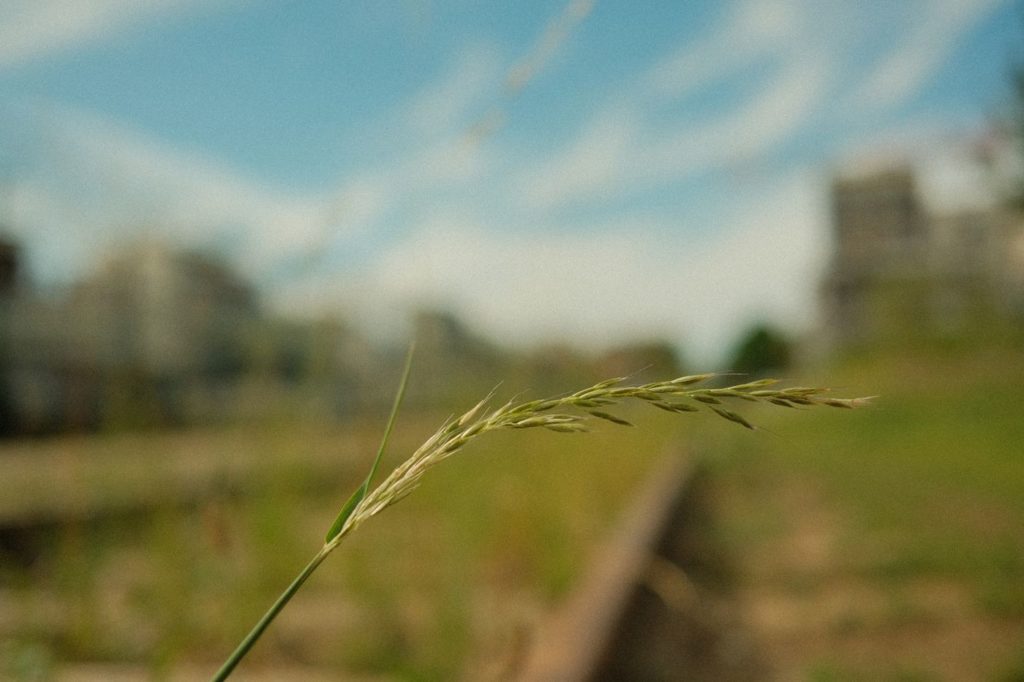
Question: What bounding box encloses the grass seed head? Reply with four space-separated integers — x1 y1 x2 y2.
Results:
218 358 873 681
710 406 755 430
671 373 715 386
587 410 634 426
337 371 871 541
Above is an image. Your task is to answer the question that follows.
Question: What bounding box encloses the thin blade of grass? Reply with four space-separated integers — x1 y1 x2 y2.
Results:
325 342 416 543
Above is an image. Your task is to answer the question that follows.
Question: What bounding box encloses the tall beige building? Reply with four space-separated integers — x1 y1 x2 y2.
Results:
820 163 1024 351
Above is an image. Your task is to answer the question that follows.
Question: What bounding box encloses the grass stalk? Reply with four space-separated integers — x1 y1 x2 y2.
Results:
211 545 331 682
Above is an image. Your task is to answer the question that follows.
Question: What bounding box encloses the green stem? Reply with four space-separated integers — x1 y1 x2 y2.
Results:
211 544 332 681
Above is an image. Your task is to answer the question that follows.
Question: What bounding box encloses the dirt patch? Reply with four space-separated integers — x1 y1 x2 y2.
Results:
716 470 1024 680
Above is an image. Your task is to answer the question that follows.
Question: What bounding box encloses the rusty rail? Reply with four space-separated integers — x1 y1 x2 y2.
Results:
519 451 762 682
519 453 695 681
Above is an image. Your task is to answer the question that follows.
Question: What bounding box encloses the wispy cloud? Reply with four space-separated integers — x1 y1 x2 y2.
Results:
650 53 830 178
516 0 1005 210
404 42 503 136
0 0 225 69
517 108 639 208
8 106 347 279
646 0 801 99
849 0 1007 112
6 91 505 286
518 8 832 208
324 168 828 364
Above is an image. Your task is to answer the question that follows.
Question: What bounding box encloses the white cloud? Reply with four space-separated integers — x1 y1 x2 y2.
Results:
517 0 839 209
648 0 1005 131
517 110 638 208
646 0 800 99
405 43 503 135
518 44 831 208
516 0 1005 212
651 54 830 177
324 169 828 366
397 135 493 190
6 94 504 287
0 0 226 69
8 106 363 280
917 147 999 214
850 0 1006 112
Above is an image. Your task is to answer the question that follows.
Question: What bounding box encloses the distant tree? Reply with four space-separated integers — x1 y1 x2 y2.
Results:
728 324 792 375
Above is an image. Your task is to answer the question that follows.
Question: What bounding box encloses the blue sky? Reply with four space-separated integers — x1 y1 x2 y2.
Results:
0 0 1018 364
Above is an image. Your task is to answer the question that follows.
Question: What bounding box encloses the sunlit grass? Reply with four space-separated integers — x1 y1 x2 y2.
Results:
703 344 1024 679
0 396 685 678
323 413 682 677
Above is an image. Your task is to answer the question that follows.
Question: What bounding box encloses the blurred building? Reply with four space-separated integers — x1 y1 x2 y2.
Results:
0 239 264 432
1 234 698 434
0 230 96 432
70 241 259 379
0 235 393 435
820 163 1024 351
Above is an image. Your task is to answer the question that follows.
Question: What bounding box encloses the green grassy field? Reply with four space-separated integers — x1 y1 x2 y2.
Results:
0 394 684 680
701 345 1024 680
2 345 1021 680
